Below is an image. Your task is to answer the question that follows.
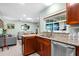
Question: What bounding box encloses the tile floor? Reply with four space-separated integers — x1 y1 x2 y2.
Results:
0 40 39 56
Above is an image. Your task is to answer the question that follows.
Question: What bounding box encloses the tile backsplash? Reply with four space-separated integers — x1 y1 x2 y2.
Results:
69 25 79 40
52 32 69 41
41 32 69 41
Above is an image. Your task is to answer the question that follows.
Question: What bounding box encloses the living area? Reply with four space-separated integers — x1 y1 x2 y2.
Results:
0 16 38 55
0 3 42 56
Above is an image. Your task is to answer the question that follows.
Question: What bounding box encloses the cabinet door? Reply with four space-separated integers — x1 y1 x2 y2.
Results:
23 37 35 56
35 37 51 56
42 39 51 56
36 37 45 56
66 3 79 24
36 38 42 55
38 38 51 56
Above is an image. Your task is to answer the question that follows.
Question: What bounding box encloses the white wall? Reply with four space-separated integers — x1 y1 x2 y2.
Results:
40 3 66 17
39 3 66 32
40 18 47 32
1 18 38 36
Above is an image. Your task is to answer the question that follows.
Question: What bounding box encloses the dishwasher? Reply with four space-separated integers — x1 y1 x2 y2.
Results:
51 41 75 56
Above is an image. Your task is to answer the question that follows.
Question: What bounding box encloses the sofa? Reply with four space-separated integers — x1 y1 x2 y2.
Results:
0 34 17 48
0 36 4 47
6 34 17 46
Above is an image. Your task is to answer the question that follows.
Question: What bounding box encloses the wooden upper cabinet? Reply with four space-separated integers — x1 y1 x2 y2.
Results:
66 3 79 24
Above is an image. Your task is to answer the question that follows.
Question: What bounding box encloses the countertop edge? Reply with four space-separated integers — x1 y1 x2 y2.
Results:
22 35 79 46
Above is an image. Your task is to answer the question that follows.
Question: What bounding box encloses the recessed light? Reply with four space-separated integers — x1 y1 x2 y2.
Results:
23 14 26 17
27 18 32 20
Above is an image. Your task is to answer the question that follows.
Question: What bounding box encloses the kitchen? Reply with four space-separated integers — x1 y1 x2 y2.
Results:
0 3 79 56
22 3 79 56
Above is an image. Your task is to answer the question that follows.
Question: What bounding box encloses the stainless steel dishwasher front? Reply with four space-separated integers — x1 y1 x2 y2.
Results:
51 41 75 56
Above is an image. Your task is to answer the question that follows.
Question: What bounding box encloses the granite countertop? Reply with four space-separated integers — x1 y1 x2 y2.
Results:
22 34 37 37
37 35 79 46
22 34 79 46
51 38 79 46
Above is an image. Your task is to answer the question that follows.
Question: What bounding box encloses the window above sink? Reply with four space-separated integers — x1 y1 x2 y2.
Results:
45 12 69 33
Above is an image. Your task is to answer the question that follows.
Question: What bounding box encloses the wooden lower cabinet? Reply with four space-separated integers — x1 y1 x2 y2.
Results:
39 43 51 56
36 38 41 54
36 37 51 56
22 37 36 56
22 36 51 56
76 46 79 56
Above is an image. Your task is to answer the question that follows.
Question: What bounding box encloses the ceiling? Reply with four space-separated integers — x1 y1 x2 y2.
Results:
0 3 49 23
